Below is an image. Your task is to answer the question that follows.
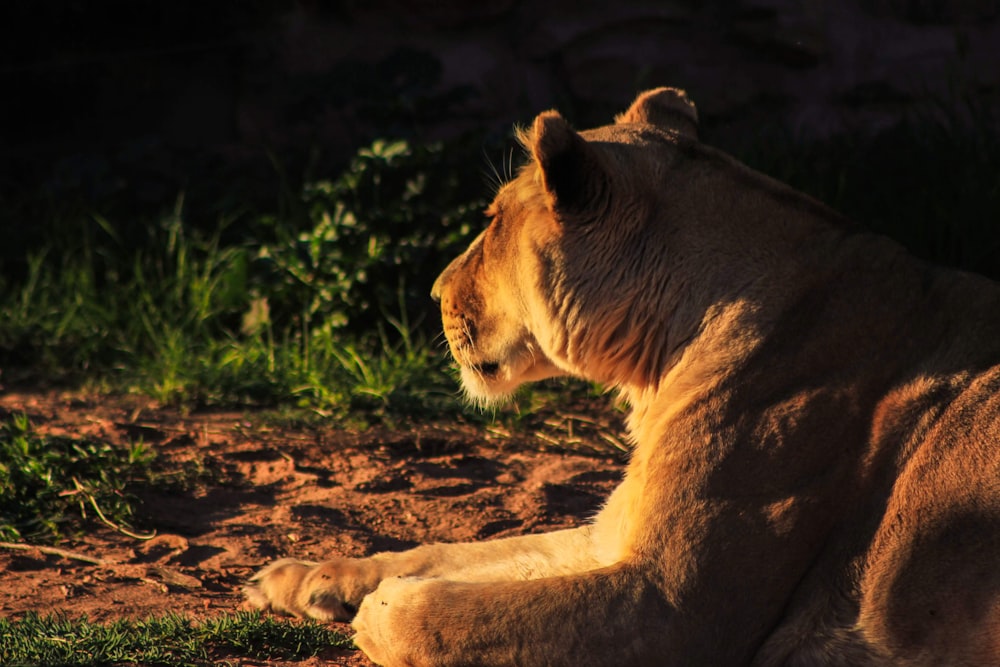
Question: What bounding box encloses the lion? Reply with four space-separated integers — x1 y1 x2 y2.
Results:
245 88 1000 666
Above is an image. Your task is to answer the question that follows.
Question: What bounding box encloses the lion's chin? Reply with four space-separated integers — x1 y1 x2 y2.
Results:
458 356 561 406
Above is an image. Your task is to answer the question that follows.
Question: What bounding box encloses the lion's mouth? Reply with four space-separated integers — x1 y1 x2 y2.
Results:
471 361 501 377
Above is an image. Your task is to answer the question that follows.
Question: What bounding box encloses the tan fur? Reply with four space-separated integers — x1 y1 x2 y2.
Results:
245 87 1000 666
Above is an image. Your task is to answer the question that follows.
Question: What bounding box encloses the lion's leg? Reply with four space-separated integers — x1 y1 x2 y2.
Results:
352 563 666 667
245 526 606 621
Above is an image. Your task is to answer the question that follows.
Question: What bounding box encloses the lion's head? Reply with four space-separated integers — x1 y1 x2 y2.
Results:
431 88 714 404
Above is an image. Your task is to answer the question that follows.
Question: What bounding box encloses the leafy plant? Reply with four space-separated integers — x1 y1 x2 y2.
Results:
252 138 484 336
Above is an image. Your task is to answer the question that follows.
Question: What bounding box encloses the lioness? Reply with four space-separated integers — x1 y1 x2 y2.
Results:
246 88 1000 666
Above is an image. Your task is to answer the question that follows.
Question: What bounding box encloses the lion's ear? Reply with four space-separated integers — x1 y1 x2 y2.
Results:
615 87 698 140
530 111 608 221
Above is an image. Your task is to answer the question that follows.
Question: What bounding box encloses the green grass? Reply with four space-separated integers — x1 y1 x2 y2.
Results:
0 413 205 543
0 140 474 419
0 611 353 667
0 213 459 418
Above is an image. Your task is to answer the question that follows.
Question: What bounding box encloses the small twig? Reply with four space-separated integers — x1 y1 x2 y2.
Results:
0 541 109 566
485 425 511 438
561 413 604 426
84 492 158 541
139 577 170 593
72 477 157 541
599 431 630 452
534 431 562 447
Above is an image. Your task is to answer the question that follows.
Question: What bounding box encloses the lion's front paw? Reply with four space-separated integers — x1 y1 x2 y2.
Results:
244 558 321 619
353 577 438 667
245 556 383 622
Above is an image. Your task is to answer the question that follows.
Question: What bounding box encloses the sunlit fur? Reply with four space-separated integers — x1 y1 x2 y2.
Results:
247 88 1000 667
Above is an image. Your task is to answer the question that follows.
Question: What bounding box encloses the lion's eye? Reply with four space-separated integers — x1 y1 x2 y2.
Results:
484 207 504 237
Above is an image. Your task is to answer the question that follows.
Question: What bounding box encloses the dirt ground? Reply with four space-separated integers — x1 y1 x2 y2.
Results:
0 390 625 666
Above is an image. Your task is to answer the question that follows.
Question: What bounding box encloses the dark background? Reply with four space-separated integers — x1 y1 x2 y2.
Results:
2 0 999 270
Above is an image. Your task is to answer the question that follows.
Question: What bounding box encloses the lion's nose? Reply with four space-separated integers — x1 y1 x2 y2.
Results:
430 274 444 304
431 259 458 303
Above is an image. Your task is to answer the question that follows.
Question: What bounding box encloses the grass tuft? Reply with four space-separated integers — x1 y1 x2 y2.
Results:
0 414 204 543
0 611 353 667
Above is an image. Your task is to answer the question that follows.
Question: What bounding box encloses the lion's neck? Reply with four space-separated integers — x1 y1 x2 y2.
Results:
566 179 841 396
615 294 777 447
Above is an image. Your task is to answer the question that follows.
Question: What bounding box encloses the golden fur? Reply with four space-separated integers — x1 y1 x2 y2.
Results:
246 88 1000 666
